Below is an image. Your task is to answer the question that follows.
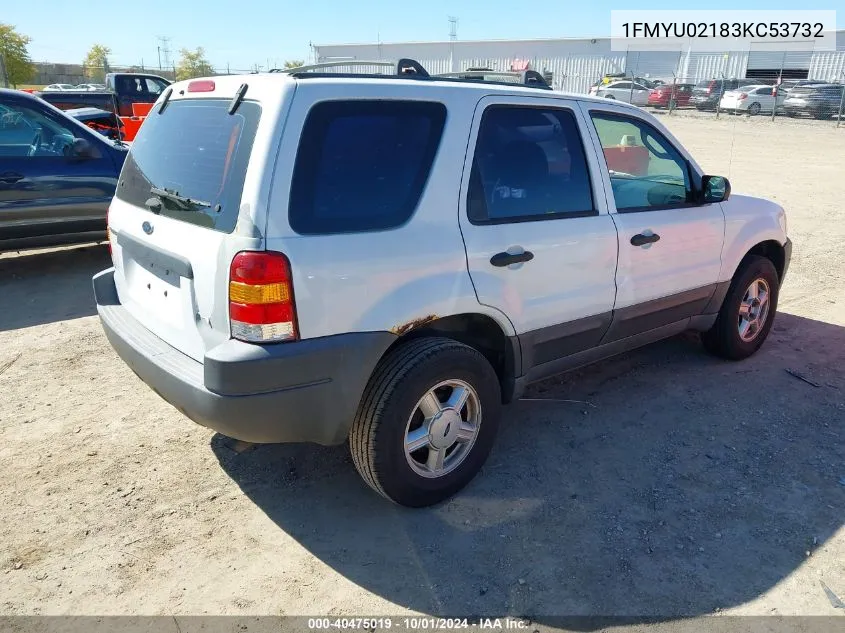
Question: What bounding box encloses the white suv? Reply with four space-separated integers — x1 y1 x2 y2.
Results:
94 60 791 507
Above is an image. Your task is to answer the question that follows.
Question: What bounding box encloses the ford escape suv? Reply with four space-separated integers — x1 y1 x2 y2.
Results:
94 60 791 507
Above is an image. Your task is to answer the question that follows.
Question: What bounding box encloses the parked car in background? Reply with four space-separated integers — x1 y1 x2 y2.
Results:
43 84 78 92
647 83 694 108
782 84 845 119
595 80 651 105
589 74 657 95
94 64 790 507
692 78 762 110
38 72 170 117
781 79 825 93
719 85 786 115
75 83 107 91
36 72 171 142
66 107 124 141
0 89 127 251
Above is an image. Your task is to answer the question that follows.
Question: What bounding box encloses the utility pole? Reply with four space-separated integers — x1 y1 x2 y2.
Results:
156 36 172 71
448 16 458 72
772 51 786 121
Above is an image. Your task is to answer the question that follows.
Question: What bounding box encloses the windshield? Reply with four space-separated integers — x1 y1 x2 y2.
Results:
115 99 261 233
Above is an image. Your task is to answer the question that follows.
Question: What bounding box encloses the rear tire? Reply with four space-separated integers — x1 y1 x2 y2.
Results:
349 337 502 507
605 95 616 99
702 256 780 360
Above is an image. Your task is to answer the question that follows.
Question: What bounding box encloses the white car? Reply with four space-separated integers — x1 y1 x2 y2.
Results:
719 84 786 115
595 80 652 106
42 83 78 92
75 83 107 91
94 60 792 507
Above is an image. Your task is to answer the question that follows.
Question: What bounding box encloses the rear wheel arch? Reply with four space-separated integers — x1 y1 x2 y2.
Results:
382 313 519 404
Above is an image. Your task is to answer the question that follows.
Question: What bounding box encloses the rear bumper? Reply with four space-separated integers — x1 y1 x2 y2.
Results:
93 268 396 445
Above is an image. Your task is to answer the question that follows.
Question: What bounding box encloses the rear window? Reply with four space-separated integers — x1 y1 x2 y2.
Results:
116 99 260 233
289 100 446 235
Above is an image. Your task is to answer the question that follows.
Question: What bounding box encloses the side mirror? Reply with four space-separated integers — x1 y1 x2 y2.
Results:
702 175 731 203
70 138 99 160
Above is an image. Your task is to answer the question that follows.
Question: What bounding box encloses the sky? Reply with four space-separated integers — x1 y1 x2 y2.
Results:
4 0 844 72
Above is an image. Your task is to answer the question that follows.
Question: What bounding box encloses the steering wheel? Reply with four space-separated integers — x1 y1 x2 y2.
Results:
28 129 42 157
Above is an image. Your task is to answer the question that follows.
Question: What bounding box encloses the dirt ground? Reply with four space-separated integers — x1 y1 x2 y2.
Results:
1 114 844 623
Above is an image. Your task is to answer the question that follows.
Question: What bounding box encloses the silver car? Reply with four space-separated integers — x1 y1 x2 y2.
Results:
596 80 651 106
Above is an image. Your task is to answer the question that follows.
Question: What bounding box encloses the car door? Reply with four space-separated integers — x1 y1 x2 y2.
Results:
0 96 117 245
581 103 725 342
751 86 775 111
606 82 631 102
458 95 619 374
630 83 650 106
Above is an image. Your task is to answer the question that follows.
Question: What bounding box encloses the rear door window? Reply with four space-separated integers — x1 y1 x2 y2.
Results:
467 105 595 223
289 100 446 235
115 99 261 233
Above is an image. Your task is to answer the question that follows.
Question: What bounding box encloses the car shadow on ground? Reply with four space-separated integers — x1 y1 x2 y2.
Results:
212 313 845 624
0 243 110 331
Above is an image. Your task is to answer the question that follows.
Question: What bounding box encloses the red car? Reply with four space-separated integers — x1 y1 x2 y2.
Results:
647 83 694 108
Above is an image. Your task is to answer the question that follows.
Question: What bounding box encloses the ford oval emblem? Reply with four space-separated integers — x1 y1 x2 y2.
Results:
142 221 154 235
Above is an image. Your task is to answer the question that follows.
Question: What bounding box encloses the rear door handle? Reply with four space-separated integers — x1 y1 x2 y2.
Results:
0 172 24 184
630 233 661 246
490 250 534 267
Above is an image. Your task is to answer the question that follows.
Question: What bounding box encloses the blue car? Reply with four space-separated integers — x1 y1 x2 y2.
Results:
0 89 128 251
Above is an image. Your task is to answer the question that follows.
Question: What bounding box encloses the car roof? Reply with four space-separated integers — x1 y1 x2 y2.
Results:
166 72 649 113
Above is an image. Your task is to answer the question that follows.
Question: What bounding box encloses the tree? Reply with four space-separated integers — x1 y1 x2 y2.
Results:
83 44 111 82
0 23 35 88
283 59 305 69
176 47 213 80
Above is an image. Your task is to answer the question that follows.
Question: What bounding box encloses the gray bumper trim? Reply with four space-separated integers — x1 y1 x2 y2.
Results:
93 268 396 445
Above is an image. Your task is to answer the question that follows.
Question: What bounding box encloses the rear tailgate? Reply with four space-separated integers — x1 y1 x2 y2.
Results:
108 77 293 362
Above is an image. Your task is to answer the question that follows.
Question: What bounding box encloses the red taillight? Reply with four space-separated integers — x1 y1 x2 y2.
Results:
229 251 297 343
738 92 748 99
188 80 215 93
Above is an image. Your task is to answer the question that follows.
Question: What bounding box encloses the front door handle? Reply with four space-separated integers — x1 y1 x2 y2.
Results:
490 250 534 267
0 172 24 184
630 233 661 246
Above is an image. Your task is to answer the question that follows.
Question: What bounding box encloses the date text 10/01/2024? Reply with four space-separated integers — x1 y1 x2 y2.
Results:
307 618 531 630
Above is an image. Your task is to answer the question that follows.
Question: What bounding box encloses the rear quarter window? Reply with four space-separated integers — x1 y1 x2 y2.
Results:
289 100 447 235
116 99 260 233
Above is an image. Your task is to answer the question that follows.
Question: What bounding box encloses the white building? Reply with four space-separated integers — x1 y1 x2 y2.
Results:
313 30 845 93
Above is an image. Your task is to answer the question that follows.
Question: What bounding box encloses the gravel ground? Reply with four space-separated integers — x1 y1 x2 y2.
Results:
0 115 843 624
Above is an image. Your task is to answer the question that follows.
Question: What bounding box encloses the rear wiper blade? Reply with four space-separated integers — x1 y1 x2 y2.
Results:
148 186 211 211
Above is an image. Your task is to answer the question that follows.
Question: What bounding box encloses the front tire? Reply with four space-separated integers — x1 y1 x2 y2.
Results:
349 337 502 507
748 102 761 115
702 255 780 360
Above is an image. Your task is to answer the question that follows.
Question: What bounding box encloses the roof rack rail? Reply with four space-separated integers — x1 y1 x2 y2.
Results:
270 58 429 77
432 69 552 90
267 58 552 90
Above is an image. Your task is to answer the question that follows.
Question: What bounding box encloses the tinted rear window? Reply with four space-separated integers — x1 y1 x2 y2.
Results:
289 100 446 235
116 99 260 233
